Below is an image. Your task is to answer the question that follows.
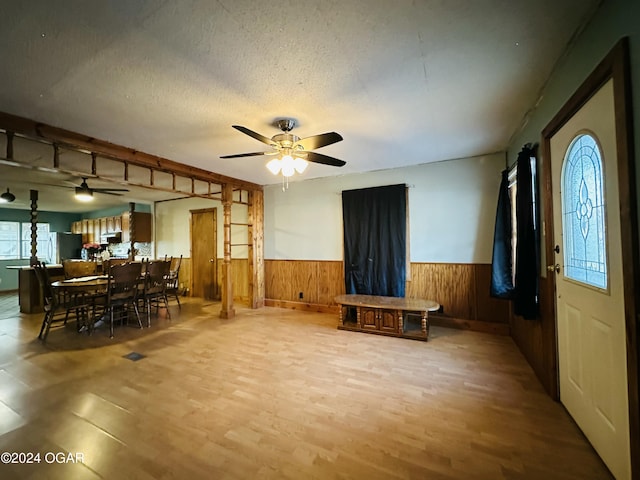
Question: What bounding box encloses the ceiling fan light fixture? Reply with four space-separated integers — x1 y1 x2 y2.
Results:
75 188 94 202
0 188 15 203
266 158 282 175
293 157 308 174
280 154 296 177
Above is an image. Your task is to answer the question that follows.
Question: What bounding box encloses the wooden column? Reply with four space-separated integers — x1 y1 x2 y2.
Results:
248 190 265 309
29 190 38 266
220 184 235 319
128 202 135 261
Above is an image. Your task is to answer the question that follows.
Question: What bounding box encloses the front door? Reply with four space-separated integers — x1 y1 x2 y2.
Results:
190 208 217 300
550 79 630 478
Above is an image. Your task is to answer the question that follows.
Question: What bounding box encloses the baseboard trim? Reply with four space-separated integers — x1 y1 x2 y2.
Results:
265 299 339 314
430 314 510 335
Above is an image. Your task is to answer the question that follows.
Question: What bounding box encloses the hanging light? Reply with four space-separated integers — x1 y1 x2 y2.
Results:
265 154 309 177
74 187 94 202
293 157 308 174
266 149 310 191
281 154 296 177
266 158 282 175
0 188 15 203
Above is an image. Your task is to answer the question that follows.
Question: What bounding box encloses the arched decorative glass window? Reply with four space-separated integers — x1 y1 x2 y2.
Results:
561 133 607 289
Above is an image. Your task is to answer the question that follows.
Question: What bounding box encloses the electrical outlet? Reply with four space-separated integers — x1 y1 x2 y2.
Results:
299 292 303 299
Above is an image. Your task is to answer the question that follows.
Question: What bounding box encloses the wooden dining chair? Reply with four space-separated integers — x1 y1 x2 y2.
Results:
105 262 143 338
142 260 172 327
34 262 66 341
165 255 182 309
34 262 93 341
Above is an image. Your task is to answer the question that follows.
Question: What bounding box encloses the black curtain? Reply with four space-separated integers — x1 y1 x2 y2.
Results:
490 169 514 299
514 145 539 319
342 184 406 297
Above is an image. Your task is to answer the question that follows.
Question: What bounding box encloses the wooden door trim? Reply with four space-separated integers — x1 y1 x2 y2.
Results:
541 37 639 479
190 207 217 215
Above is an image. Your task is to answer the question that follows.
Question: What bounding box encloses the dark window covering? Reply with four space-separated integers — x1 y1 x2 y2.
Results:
342 184 406 297
490 169 515 299
514 145 540 319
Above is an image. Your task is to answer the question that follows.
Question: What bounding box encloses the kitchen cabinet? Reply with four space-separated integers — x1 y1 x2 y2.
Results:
99 217 107 238
70 212 151 244
106 216 120 233
121 212 152 243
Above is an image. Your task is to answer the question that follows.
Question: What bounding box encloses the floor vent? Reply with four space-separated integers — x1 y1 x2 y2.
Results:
123 352 146 361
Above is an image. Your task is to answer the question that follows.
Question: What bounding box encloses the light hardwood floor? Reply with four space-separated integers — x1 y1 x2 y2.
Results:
0 293 612 479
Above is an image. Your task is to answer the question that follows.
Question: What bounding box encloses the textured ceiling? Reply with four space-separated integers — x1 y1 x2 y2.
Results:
0 0 600 210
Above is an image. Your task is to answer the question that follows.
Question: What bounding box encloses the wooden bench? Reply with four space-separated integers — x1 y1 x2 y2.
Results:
335 294 440 341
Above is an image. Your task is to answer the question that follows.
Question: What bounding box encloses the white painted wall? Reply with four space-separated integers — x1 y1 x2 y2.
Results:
264 153 504 264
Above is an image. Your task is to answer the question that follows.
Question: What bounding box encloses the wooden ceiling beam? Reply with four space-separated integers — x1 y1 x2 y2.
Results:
0 110 262 192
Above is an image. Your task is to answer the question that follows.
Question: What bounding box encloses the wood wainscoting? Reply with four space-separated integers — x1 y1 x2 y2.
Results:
216 258 250 303
264 260 344 313
264 260 510 333
177 257 250 303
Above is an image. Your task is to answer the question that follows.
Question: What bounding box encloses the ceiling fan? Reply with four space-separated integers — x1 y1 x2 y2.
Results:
72 177 129 201
220 118 346 172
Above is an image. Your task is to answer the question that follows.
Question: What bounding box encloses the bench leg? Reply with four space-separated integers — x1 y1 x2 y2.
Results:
422 311 429 339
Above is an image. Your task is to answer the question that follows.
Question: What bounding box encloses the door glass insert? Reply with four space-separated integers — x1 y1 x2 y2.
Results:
561 133 607 289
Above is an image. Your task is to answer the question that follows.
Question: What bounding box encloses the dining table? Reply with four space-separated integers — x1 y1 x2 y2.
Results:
51 275 109 333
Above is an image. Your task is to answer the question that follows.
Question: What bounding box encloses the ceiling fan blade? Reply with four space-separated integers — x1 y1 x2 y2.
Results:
92 188 129 193
31 182 74 189
304 151 346 167
94 190 124 196
232 126 278 147
220 151 272 159
294 132 343 151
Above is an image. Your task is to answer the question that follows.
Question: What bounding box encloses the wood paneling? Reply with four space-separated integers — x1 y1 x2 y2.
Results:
177 257 191 295
178 256 245 302
265 260 510 328
406 263 475 319
509 276 548 391
265 260 345 306
317 261 344 305
473 264 511 323
215 259 250 303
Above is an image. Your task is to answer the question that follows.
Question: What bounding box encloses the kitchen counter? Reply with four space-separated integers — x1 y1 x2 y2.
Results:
5 264 64 313
6 264 63 270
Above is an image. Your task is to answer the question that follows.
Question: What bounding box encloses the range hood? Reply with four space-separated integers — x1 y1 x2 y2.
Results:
100 231 122 243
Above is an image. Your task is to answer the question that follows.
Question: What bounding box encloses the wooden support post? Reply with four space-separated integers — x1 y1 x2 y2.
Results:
129 202 135 261
248 190 264 309
220 183 235 319
29 190 38 267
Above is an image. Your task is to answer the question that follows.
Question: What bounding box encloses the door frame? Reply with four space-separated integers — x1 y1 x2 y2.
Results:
540 38 639 478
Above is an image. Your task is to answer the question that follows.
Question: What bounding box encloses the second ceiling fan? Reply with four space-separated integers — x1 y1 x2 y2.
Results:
73 177 129 201
220 118 346 171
